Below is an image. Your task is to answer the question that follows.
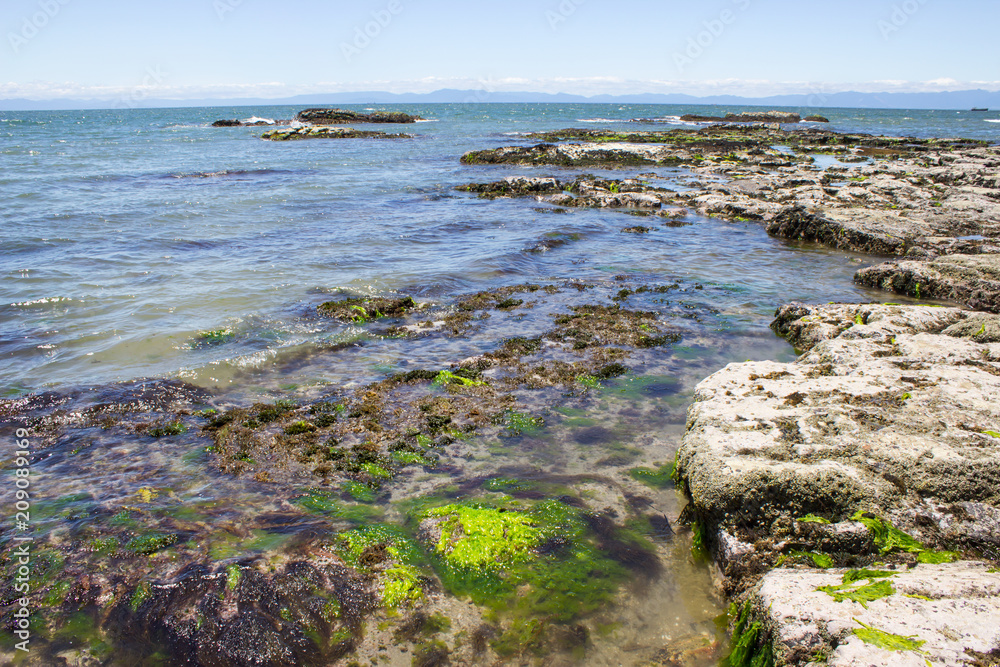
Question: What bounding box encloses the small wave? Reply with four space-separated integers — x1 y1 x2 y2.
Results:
241 116 276 125
10 296 76 308
414 118 438 123
577 118 624 123
168 168 301 180
985 119 1000 123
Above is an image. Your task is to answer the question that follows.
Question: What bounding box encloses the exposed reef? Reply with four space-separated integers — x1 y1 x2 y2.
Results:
262 127 413 141
295 108 423 124
679 111 803 124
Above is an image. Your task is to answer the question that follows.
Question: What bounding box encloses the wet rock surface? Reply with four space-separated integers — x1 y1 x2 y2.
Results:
262 126 413 141
295 108 422 124
679 111 802 124
855 254 1000 313
466 125 999 311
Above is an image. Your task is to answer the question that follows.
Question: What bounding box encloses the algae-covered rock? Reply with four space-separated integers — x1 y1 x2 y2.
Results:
262 126 412 141
318 295 416 322
295 108 422 124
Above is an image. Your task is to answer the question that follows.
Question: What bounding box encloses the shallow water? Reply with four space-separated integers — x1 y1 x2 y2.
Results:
0 104 967 665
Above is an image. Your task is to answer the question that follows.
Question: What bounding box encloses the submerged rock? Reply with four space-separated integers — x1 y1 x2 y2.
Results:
295 108 422 124
855 254 1000 313
211 119 242 127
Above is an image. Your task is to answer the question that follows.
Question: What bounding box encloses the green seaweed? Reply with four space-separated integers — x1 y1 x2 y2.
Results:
284 420 316 435
916 550 960 564
293 489 382 520
496 410 544 436
797 514 831 524
130 582 152 611
432 370 486 388
852 620 926 653
382 565 424 610
721 600 772 667
627 463 675 489
984 430 1000 439
148 421 187 438
125 533 177 555
851 511 924 554
196 328 234 346
225 564 242 591
417 498 641 623
818 579 894 608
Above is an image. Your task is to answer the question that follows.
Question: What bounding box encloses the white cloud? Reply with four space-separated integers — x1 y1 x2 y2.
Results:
2 77 999 101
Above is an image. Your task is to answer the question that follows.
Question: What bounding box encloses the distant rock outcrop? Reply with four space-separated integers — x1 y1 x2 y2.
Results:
295 108 422 124
680 111 802 124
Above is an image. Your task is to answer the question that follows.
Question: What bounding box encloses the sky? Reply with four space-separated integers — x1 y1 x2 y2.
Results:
2 0 999 100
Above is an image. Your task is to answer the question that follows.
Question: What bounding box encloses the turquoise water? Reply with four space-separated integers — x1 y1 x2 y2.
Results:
3 103 979 396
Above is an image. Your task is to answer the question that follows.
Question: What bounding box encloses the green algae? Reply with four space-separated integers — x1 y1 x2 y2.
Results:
495 410 544 436
852 511 924 554
492 618 546 657
207 530 289 560
125 533 177 555
916 550 960 564
382 566 425 610
797 514 831 524
781 550 834 569
293 489 382 521
627 463 675 489
195 328 234 346
130 582 152 611
283 420 316 435
432 369 486 388
721 600 772 667
426 503 542 571
852 620 926 653
417 498 643 625
819 579 894 608
148 420 187 437
225 564 242 591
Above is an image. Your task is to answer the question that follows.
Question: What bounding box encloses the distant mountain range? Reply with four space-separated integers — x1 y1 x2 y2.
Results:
2 88 999 111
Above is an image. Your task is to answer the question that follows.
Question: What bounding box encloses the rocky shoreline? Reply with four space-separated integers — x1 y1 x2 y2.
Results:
3 116 1000 666
455 123 1000 664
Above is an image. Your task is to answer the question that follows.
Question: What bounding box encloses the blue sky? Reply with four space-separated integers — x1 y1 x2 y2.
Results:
2 0 998 100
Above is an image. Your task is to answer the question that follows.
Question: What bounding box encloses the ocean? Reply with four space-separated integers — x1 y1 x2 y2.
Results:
1 104 996 665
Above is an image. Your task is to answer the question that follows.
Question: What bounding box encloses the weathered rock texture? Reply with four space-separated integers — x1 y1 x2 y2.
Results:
855 254 1000 313
676 301 1000 663
755 563 1000 666
677 302 1000 559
